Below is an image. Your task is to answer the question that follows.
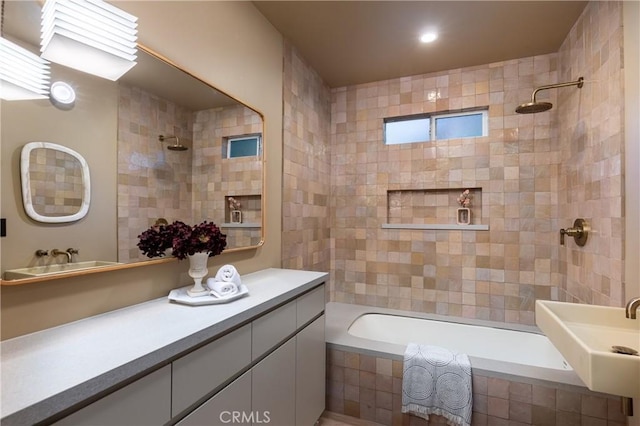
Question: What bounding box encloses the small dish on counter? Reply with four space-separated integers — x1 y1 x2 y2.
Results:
168 285 249 306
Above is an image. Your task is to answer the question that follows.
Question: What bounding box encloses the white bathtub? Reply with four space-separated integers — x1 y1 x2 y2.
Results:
326 302 585 387
348 313 569 371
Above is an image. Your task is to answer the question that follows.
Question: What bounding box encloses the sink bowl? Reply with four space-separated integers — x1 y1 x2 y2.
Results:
4 261 121 280
536 300 640 398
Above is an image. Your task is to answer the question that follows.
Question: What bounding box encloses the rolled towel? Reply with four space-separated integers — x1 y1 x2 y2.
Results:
206 265 242 298
207 279 238 298
214 264 242 285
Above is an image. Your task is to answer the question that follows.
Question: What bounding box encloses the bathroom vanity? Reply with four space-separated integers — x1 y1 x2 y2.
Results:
0 268 327 425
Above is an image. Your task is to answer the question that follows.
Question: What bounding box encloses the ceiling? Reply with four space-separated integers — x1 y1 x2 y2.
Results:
253 1 588 88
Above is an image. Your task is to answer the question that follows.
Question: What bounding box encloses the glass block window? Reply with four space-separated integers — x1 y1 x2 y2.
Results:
225 135 261 158
384 108 488 144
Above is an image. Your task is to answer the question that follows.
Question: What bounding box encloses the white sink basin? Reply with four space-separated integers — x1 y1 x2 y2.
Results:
4 261 121 280
536 300 640 398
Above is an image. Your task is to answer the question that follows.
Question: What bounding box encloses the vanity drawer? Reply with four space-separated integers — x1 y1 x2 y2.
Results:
55 365 171 426
176 370 252 426
296 284 325 327
172 323 251 417
251 300 296 361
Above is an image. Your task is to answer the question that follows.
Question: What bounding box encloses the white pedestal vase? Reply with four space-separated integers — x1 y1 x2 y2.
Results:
187 252 210 297
457 208 471 225
230 210 242 224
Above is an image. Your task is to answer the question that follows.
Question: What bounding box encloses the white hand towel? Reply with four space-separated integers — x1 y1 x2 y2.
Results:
207 265 242 298
214 264 242 285
402 343 472 426
207 279 238 298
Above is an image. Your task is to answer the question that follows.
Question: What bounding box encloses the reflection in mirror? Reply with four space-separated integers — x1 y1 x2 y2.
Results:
20 142 91 223
1 1 264 283
117 47 264 263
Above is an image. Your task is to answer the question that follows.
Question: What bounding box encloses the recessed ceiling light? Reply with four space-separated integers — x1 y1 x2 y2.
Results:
420 32 438 43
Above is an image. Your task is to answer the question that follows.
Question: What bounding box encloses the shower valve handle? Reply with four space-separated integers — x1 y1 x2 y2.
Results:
559 218 589 247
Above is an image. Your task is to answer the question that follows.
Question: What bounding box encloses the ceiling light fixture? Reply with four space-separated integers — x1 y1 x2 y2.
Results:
420 32 438 43
40 0 138 81
0 37 50 101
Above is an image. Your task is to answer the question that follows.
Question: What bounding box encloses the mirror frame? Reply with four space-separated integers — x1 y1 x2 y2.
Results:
20 141 91 223
1 44 266 286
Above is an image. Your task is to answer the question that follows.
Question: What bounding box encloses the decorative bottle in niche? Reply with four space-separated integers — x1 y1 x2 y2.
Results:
228 196 242 224
456 189 472 225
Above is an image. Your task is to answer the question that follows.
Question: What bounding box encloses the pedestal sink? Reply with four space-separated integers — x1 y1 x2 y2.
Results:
4 261 121 280
536 300 640 398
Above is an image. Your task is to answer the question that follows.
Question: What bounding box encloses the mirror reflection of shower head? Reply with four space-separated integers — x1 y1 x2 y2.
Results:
158 135 188 151
516 77 584 114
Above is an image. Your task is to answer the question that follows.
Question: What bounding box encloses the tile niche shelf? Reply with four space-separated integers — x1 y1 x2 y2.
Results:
384 188 489 231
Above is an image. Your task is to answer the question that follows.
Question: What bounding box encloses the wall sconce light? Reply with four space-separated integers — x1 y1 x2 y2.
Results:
0 37 50 101
49 80 76 109
40 0 138 81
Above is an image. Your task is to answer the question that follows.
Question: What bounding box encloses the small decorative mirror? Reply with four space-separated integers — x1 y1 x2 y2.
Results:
20 142 91 223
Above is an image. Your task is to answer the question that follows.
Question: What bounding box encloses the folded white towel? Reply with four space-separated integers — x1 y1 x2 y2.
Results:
208 280 238 298
214 264 242 285
206 265 242 298
402 343 472 426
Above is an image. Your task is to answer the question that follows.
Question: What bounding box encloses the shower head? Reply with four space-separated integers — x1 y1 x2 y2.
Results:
158 135 188 151
516 77 584 114
515 101 553 114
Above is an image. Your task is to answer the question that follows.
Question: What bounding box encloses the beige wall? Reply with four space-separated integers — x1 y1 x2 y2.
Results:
328 53 562 326
1 1 283 339
557 1 625 306
281 41 332 275
1 63 119 272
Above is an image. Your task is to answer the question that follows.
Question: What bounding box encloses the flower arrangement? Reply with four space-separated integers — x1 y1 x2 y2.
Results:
457 189 472 208
137 220 227 260
228 197 241 211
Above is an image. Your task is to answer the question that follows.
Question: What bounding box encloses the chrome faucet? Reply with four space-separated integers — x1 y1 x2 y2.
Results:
625 297 640 319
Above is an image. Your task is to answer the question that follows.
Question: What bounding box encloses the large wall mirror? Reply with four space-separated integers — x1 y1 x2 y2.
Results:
1 1 265 283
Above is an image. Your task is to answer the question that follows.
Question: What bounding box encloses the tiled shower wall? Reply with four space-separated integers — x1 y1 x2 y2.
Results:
326 1 626 320
556 1 625 306
282 41 332 273
330 54 563 326
192 104 264 248
118 87 264 261
27 148 84 217
117 84 193 263
282 1 625 319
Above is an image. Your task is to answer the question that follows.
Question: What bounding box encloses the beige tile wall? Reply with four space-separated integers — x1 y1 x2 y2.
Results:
282 41 332 273
118 87 264 262
326 348 627 426
330 53 562 325
556 1 625 306
192 104 263 248
28 148 84 216
117 84 194 263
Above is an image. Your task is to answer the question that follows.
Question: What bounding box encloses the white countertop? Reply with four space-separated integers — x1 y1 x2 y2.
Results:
0 268 328 425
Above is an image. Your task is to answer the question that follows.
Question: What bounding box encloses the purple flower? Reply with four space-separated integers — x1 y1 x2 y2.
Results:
457 189 472 207
137 220 227 260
